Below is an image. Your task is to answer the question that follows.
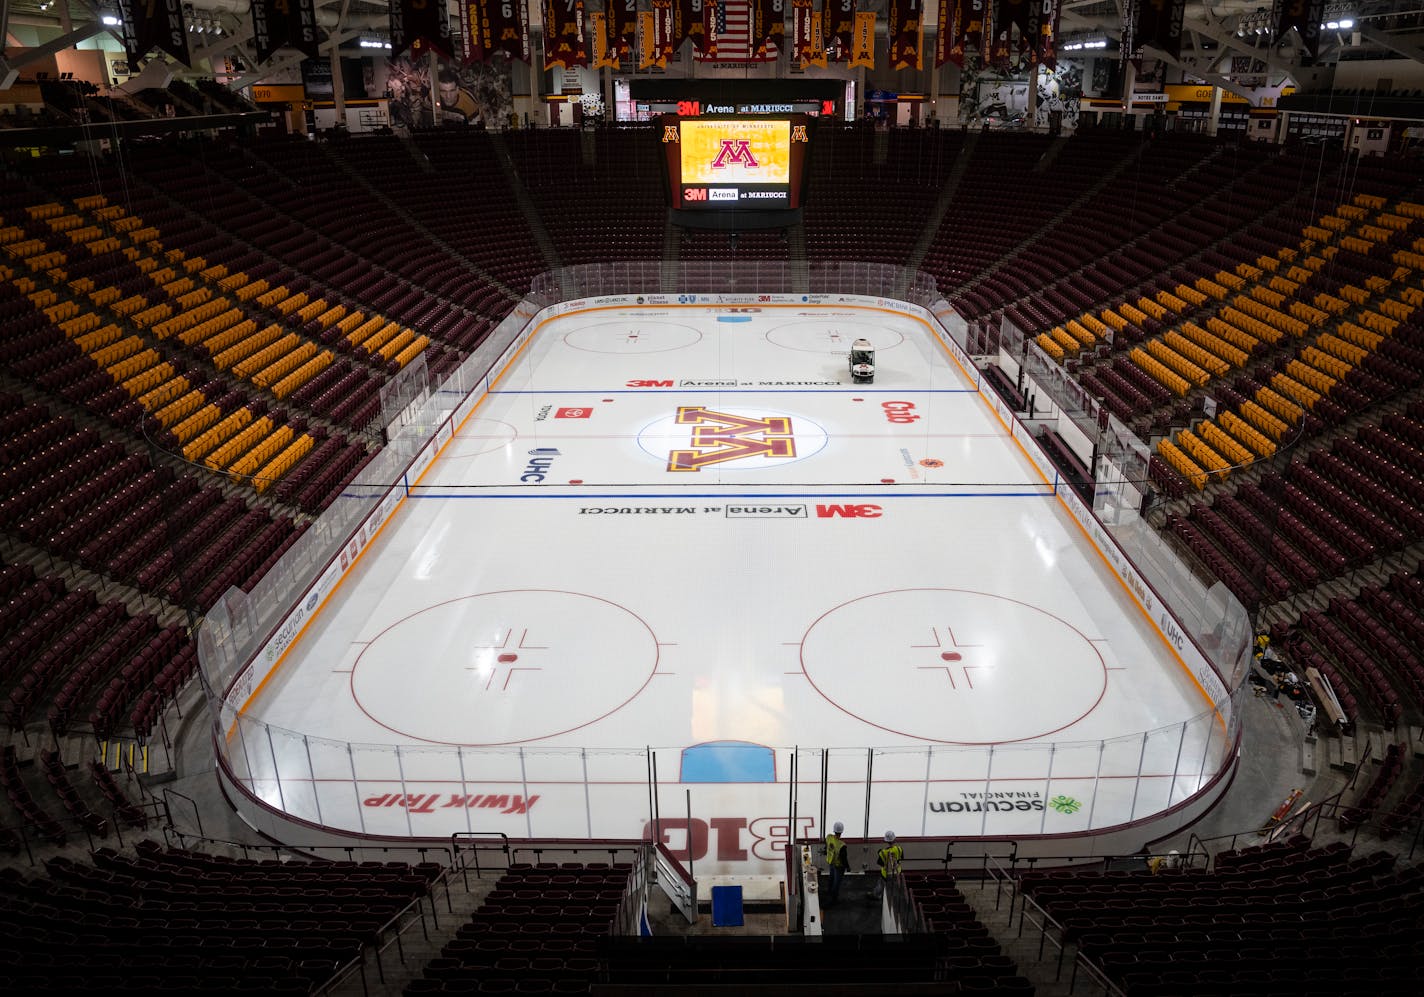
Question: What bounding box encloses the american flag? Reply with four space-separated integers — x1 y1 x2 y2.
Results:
699 0 779 62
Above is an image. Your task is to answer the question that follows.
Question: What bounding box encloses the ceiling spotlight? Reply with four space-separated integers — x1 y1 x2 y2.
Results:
1339 18 1353 28
102 14 121 25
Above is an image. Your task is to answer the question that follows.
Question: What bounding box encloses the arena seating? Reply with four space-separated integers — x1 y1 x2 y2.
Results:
0 840 440 994
411 862 625 992
1020 837 1423 997
6 120 1424 994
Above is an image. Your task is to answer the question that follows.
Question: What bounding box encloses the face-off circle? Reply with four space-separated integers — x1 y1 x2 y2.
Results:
351 590 660 745
446 419 519 460
562 321 702 354
764 319 907 355
799 588 1107 744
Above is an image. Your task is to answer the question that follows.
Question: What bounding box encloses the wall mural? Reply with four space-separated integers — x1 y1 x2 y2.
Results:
384 56 515 132
958 60 1081 131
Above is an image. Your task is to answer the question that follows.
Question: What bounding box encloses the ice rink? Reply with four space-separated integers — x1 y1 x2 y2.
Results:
232 302 1229 873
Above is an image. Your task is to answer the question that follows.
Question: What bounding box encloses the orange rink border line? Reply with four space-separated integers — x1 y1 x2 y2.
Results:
923 328 1229 730
231 300 1221 740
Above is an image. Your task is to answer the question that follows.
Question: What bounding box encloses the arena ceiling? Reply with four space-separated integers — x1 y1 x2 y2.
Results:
3 0 1423 89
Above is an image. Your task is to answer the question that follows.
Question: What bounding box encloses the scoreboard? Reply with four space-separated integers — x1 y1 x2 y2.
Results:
660 113 811 212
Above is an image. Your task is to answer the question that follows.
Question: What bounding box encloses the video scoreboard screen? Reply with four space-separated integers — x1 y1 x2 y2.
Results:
661 113 810 212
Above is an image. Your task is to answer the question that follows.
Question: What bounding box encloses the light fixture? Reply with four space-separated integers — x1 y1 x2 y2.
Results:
102 14 121 25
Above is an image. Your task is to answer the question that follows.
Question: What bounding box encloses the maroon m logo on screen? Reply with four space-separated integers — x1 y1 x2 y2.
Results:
711 139 759 169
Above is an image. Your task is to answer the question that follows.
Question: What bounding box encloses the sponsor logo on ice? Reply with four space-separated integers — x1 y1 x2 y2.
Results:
521 448 561 483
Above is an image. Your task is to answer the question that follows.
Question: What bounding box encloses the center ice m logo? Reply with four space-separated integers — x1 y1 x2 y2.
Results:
667 407 795 471
711 140 759 170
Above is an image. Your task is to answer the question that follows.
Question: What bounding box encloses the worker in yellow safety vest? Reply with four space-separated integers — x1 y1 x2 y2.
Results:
874 830 903 898
824 822 849 907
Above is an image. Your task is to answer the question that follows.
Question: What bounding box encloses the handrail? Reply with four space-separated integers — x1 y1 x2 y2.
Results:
1186 778 1352 866
159 825 449 867
982 851 1017 917
653 839 697 924
448 830 510 887
1016 890 1074 982
161 787 203 837
313 867 453 995
1070 947 1131 997
0 797 165 865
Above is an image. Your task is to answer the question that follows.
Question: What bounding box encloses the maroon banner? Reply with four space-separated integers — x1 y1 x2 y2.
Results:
1134 0 1186 60
676 0 703 53
117 0 190 67
990 0 1031 66
792 0 813 65
651 0 675 61
1031 0 1062 67
391 0 452 58
251 0 321 64
750 0 784 60
1275 0 1323 60
544 0 588 68
887 0 922 70
946 0 987 67
463 0 528 61
826 0 855 59
699 0 721 57
608 0 638 61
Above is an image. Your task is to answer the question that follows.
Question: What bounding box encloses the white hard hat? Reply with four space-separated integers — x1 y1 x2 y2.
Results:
884 830 895 843
833 822 844 834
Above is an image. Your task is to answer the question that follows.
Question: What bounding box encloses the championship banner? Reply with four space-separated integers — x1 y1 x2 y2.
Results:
793 0 813 66
677 0 707 54
827 0 855 59
391 0 452 58
750 0 784 61
544 0 588 69
791 0 828 67
638 10 664 67
952 0 987 66
117 0 190 67
292 0 321 60
653 0 676 61
808 9 828 66
251 0 321 64
887 0 923 70
1274 0 1321 60
609 0 638 62
590 11 614 66
989 0 1031 66
463 0 530 61
949 0 987 67
935 0 951 66
1031 0 1062 67
1134 0 1186 60
850 10 875 67
699 0 720 57
252 0 286 64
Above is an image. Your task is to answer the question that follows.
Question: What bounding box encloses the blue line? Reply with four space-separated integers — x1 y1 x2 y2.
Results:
404 491 1049 500
486 388 979 395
